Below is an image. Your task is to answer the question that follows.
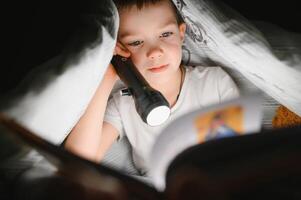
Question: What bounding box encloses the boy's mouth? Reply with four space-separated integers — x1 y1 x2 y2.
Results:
148 64 168 73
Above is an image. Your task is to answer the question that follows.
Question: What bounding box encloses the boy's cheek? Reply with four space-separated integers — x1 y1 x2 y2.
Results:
132 58 143 70
128 49 144 62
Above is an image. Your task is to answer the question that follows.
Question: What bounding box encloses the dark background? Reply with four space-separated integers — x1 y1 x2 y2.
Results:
2 0 300 94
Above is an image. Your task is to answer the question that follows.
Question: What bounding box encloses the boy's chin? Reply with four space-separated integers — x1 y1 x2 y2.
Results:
147 74 174 86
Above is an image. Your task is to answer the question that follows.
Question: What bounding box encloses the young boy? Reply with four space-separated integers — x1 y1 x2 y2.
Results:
65 0 239 175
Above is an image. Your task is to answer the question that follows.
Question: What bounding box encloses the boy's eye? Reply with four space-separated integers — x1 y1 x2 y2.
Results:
128 41 143 46
160 32 173 38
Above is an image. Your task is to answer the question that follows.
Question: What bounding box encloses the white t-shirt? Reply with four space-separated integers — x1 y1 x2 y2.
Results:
104 66 239 173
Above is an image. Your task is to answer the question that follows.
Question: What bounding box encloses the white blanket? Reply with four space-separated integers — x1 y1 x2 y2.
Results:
1 0 300 147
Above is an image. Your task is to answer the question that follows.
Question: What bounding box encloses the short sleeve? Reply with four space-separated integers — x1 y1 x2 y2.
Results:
103 97 124 140
216 67 240 101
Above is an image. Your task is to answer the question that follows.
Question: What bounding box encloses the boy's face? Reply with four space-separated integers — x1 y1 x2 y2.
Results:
117 0 186 84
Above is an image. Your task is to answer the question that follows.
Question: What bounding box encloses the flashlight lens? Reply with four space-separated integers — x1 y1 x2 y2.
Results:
146 105 170 126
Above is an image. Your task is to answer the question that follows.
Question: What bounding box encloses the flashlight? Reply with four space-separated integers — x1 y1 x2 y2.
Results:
111 55 171 126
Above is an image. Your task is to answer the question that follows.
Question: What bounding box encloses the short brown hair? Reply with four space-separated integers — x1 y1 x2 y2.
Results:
113 0 184 24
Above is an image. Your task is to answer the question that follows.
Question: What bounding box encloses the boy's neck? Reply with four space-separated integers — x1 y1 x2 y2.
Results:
151 67 184 108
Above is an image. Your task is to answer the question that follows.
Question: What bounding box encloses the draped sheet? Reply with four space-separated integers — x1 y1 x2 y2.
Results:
174 0 301 117
1 0 300 147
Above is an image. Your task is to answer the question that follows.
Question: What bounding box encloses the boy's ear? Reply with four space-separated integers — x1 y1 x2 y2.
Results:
179 23 186 42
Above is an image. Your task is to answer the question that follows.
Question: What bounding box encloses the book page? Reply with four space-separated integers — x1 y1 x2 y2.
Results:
148 94 263 191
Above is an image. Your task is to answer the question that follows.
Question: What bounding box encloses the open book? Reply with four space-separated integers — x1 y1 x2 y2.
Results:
0 94 264 198
148 94 263 191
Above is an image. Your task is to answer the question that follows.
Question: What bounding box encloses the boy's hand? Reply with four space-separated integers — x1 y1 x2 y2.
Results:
105 42 131 81
114 42 131 58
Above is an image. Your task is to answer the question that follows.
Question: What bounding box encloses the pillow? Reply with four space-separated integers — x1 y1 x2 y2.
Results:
0 0 119 145
173 0 301 118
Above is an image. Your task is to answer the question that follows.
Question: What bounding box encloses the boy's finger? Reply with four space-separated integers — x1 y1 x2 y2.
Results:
115 42 131 58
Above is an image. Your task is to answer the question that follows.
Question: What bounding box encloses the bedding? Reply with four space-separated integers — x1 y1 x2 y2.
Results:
0 0 118 145
1 0 301 174
173 0 301 116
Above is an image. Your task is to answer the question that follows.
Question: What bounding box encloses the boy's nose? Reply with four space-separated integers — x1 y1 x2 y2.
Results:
147 47 163 60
